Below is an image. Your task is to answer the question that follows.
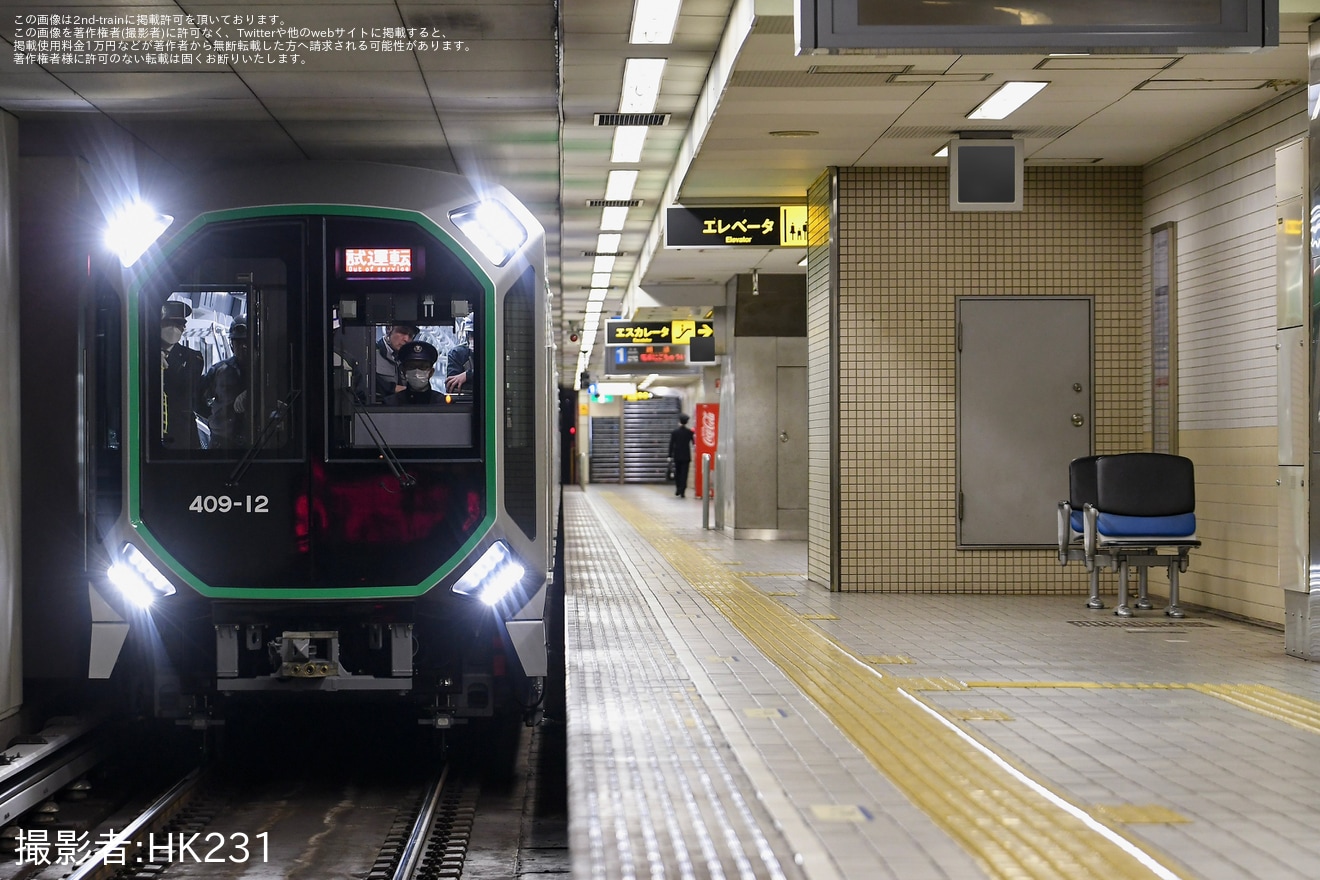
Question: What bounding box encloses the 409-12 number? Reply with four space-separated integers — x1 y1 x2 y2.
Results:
189 495 269 514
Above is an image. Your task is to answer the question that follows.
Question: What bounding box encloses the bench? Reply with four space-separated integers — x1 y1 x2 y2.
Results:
1058 453 1199 618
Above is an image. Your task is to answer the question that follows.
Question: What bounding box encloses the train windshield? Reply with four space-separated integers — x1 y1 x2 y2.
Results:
145 221 303 460
325 217 485 459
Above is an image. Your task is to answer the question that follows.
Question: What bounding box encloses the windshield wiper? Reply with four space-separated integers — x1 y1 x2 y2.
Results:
350 398 416 489
225 389 302 488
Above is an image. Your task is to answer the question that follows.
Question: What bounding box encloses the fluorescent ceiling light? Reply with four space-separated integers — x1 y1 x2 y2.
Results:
585 300 605 316
638 373 660 389
933 144 949 158
605 169 639 201
797 254 808 267
583 314 601 331
596 233 621 253
588 288 608 302
590 272 611 288
593 255 616 274
600 207 628 231
968 81 1047 120
630 0 681 44
611 127 648 163
620 58 666 113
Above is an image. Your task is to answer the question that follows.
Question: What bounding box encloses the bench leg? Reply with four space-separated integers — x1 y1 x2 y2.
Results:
1114 559 1133 617
1086 565 1104 609
1165 559 1185 618
1135 566 1153 610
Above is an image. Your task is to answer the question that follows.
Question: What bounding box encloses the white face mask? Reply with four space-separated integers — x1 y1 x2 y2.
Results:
161 326 183 346
405 369 432 391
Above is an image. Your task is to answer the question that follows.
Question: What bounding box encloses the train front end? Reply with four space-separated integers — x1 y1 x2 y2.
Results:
88 164 552 728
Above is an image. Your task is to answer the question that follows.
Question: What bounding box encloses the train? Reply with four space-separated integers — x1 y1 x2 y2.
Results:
76 161 556 730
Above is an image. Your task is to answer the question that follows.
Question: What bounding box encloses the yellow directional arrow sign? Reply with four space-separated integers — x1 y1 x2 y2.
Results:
607 319 712 347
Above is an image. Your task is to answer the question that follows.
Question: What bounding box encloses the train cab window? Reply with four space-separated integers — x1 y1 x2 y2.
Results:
144 222 304 460
329 313 478 454
324 215 486 460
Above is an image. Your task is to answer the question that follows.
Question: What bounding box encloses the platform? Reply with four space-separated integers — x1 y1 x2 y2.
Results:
564 484 1320 880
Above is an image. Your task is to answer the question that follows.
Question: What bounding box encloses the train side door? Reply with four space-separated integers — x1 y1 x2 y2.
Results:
956 297 1092 547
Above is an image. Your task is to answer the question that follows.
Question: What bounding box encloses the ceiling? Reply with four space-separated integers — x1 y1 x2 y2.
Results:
2 1 1318 388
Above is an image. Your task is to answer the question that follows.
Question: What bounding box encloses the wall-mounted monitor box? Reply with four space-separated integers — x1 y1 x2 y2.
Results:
949 139 1023 212
796 0 1278 54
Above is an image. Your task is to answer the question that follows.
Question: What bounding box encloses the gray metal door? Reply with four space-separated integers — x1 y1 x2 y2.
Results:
957 297 1092 546
777 366 808 511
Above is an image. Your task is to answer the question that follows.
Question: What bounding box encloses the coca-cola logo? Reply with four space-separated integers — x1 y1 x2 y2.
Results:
700 410 717 446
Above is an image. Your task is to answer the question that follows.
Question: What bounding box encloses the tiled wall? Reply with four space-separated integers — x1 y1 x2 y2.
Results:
1142 89 1305 625
806 172 834 587
807 166 1146 592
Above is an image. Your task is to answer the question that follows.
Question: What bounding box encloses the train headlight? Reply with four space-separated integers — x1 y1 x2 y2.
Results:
449 200 527 267
452 542 525 607
106 545 176 609
105 201 173 267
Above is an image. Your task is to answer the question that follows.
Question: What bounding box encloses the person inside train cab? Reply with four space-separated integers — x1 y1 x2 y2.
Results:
159 300 204 450
384 341 444 405
199 319 251 448
444 313 475 394
374 323 417 401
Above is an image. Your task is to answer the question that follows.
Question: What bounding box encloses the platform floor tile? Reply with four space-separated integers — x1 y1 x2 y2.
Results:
565 484 1320 879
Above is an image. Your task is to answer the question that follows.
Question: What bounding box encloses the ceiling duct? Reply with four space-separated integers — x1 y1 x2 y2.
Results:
594 113 670 126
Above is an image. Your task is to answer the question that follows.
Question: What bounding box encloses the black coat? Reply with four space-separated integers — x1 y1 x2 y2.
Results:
160 342 203 450
384 386 445 406
669 425 695 462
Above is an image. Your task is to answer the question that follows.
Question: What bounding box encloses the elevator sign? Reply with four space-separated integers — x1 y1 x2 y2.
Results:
665 206 808 248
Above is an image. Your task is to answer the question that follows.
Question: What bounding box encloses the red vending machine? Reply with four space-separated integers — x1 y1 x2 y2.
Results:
694 403 719 498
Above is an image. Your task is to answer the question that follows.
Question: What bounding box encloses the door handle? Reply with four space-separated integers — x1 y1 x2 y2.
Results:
1071 414 1085 427
780 431 789 443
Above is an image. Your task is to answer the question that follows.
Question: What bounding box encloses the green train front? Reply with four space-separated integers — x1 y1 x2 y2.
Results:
91 164 552 726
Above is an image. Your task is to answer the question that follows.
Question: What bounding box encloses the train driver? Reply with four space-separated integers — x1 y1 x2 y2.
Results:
384 341 444 405
160 300 204 450
199 319 251 448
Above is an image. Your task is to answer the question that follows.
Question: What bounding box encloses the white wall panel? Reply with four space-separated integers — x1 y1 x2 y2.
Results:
1145 91 1303 431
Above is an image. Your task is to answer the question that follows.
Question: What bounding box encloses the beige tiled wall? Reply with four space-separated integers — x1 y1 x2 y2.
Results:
808 166 1146 593
1140 90 1305 626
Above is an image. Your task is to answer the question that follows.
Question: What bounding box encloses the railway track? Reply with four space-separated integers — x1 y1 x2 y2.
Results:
1 707 564 879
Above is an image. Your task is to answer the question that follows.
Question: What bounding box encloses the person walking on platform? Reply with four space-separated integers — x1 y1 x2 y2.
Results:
668 413 695 498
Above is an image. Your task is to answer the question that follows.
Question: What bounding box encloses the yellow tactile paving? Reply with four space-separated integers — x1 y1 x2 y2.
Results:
1192 684 1320 735
604 492 1193 880
1093 806 1192 826
969 681 1320 737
